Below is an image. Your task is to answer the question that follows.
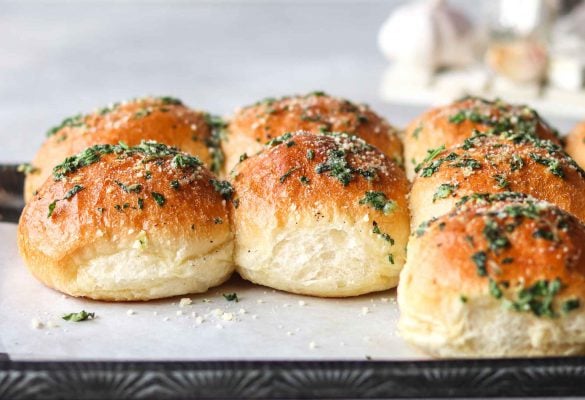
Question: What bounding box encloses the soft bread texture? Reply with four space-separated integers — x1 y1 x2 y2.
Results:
399 193 585 357
409 134 585 227
566 122 585 170
403 96 561 179
224 92 403 173
24 96 225 201
231 132 410 297
18 141 234 301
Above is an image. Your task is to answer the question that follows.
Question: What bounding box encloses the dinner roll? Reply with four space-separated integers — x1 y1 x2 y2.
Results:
409 133 585 227
403 96 561 179
231 131 409 297
565 122 585 170
399 193 585 357
23 96 226 202
224 91 403 173
18 141 234 301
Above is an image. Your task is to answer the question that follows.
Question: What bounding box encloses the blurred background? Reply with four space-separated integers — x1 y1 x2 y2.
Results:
1 0 584 164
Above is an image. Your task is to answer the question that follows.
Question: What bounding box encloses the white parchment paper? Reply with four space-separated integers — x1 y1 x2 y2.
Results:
0 223 424 361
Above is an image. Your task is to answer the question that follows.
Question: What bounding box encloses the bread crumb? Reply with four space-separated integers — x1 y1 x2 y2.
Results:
195 316 204 324
127 309 136 316
222 312 234 321
298 300 306 307
176 310 184 316
179 298 192 307
309 341 318 349
31 318 43 329
361 307 370 315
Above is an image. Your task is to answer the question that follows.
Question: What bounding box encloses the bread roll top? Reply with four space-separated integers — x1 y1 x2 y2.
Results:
225 92 403 172
231 131 408 227
404 96 561 179
410 133 585 225
20 141 232 268
24 96 226 200
413 193 585 314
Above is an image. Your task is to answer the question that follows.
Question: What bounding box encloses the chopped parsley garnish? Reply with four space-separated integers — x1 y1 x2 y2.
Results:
432 183 458 202
62 310 95 322
414 145 445 174
533 227 555 241
170 180 180 190
489 278 503 299
138 198 144 210
47 184 84 218
279 167 298 183
266 132 293 147
115 180 143 193
388 254 394 264
493 174 509 189
299 176 310 185
483 219 510 252
306 149 315 160
562 299 580 314
134 108 151 119
46 114 86 137
223 293 239 302
372 222 394 245
359 191 397 215
412 124 423 139
171 153 202 169
239 153 248 163
151 192 165 206
315 149 353 186
159 96 183 105
210 179 234 200
448 111 466 124
471 251 488 276
214 217 223 224
204 114 228 174
510 154 524 171
529 153 564 178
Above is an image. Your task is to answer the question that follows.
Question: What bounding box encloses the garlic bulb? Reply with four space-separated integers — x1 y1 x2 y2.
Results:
378 0 477 71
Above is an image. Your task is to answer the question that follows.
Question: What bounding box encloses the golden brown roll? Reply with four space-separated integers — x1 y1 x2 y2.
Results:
23 96 226 202
18 141 234 301
223 91 403 173
231 131 409 297
565 122 585 170
399 193 585 357
403 96 561 179
409 133 585 227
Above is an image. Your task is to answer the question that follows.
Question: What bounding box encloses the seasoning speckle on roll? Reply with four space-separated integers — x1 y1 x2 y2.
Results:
403 96 561 179
23 96 227 201
18 141 234 301
223 92 403 173
409 132 585 227
231 131 409 297
399 193 585 357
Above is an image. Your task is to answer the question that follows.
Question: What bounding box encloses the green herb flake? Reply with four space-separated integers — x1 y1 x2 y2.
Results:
493 174 510 189
279 167 298 183
414 145 445 174
210 179 234 200
388 254 394 264
562 298 580 314
432 183 458 202
359 191 397 215
306 149 315 160
472 251 488 276
489 279 503 299
62 310 95 322
315 149 353 186
170 180 180 190
214 217 223 224
151 192 166 207
115 180 143 194
299 176 310 185
223 293 239 302
46 114 86 137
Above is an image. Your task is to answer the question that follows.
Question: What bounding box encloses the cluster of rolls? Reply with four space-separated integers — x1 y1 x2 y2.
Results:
17 93 409 301
16 93 585 357
400 96 585 357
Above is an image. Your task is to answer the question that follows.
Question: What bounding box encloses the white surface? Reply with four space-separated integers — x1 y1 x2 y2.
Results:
0 223 423 361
